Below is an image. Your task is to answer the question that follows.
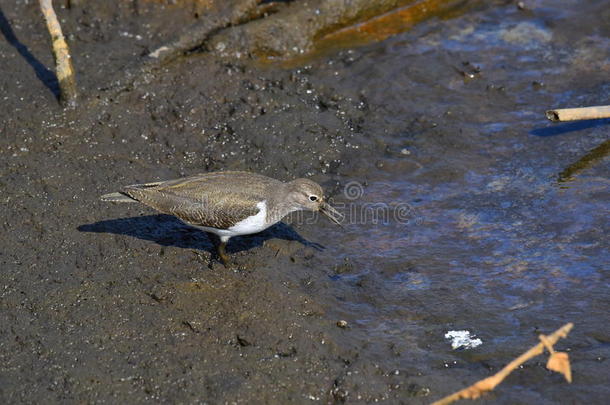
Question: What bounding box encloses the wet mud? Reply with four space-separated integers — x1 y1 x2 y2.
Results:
1 0 609 403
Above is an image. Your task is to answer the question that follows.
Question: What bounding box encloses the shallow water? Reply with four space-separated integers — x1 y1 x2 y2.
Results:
292 0 609 401
1 0 608 403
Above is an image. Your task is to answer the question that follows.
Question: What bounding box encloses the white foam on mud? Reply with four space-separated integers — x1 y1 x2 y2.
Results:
445 330 483 350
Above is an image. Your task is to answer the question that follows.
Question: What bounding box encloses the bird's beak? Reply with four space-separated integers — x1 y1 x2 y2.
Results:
320 201 344 226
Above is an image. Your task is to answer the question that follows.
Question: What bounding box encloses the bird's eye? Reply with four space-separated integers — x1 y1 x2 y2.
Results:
309 195 318 202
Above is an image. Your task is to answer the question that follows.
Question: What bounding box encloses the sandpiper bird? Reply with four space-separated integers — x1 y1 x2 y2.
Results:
101 171 343 265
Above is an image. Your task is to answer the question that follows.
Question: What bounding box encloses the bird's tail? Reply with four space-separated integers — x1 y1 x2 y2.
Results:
100 191 137 202
100 181 164 203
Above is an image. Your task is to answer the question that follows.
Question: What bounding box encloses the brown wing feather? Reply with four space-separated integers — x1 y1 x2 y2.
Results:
121 172 283 229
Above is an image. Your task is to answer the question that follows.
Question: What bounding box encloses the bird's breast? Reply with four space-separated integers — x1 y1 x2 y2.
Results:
227 201 271 235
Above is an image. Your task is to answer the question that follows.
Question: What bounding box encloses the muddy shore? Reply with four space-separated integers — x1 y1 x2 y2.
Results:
1 0 609 404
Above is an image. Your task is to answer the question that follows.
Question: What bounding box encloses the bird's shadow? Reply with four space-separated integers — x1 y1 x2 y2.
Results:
78 214 324 255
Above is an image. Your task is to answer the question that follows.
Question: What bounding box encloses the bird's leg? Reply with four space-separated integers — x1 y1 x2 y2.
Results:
217 237 230 267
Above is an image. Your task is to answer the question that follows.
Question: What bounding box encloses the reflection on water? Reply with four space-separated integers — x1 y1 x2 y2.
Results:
316 0 485 54
558 139 610 183
271 0 488 67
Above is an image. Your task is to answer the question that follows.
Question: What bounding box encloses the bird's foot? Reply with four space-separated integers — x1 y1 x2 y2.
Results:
217 241 231 268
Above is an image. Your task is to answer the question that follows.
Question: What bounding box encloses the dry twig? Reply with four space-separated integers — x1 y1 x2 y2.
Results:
39 0 77 106
432 323 574 405
546 105 610 122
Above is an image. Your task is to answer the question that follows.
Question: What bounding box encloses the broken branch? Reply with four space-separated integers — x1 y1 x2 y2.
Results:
546 105 610 122
431 323 574 405
82 0 263 101
147 0 261 64
39 0 77 107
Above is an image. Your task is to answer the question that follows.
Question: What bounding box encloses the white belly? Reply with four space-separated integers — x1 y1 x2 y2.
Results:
192 201 270 242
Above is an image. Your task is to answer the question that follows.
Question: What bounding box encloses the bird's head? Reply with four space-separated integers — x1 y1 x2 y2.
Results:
287 178 343 225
